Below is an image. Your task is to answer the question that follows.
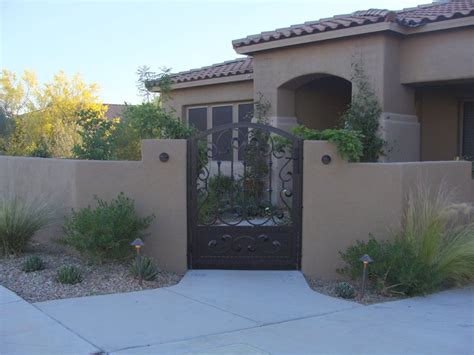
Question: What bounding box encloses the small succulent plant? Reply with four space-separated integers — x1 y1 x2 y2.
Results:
57 265 82 285
334 281 356 299
22 255 45 273
130 256 158 281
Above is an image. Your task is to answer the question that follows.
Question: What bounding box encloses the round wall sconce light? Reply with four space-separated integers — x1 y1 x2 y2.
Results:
159 152 170 162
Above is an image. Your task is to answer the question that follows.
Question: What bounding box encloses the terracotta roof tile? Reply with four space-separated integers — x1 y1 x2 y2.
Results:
165 57 253 85
232 0 474 48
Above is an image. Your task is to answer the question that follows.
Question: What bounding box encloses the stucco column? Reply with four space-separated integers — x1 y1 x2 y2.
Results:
379 112 420 162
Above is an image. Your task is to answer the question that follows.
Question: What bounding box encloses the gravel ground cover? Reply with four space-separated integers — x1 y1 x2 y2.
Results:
0 242 182 303
305 277 404 305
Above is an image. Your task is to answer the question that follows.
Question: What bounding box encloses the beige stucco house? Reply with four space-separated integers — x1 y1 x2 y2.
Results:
149 0 474 163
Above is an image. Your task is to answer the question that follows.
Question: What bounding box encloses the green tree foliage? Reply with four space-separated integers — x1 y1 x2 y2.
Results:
72 108 120 160
341 61 385 162
136 65 172 104
0 108 12 154
113 102 195 160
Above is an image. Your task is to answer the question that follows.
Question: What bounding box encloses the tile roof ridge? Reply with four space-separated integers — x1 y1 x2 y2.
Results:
396 0 456 14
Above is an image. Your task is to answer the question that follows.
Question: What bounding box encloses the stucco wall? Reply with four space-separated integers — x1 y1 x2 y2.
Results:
251 32 421 117
302 140 472 279
0 140 188 273
162 80 254 121
294 76 351 130
251 33 421 162
400 27 474 84
2 139 472 278
417 84 474 161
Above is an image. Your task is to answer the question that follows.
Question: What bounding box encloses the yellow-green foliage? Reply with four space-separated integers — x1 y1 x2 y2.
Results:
1 69 103 158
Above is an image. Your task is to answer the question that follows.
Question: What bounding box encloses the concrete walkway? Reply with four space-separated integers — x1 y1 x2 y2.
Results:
0 285 98 354
1 270 473 354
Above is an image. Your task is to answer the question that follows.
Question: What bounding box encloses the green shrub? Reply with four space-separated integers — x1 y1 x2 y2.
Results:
198 175 236 224
338 235 434 295
197 175 274 224
339 183 474 296
0 196 53 255
59 193 155 263
291 126 364 162
130 256 158 281
275 125 364 162
334 281 355 299
22 255 45 272
57 265 82 285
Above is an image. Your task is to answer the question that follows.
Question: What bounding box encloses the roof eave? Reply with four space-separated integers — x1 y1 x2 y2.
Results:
233 17 474 54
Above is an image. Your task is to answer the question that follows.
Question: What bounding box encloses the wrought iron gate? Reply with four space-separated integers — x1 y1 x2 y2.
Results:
187 122 303 270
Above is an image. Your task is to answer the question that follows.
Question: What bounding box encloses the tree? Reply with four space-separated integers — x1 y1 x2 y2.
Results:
341 61 385 162
112 102 195 160
72 107 119 160
1 69 102 158
136 65 172 103
0 69 37 120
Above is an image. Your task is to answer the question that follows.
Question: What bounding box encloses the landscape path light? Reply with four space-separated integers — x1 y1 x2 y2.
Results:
130 238 144 286
359 254 373 297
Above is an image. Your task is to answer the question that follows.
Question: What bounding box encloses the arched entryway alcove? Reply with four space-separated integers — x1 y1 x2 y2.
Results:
277 74 352 130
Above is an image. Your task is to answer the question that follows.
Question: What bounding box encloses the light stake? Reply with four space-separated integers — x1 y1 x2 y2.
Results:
130 238 145 286
359 254 373 297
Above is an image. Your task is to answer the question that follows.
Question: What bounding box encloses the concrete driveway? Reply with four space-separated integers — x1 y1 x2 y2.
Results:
1 270 473 354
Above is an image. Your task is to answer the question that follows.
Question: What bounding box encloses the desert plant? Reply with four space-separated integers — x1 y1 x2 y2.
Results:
334 281 355 299
22 255 45 272
59 193 154 263
0 196 53 255
130 256 158 281
339 183 474 295
57 265 82 285
401 182 474 289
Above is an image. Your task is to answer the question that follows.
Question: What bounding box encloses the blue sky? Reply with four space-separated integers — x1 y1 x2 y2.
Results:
1 0 423 104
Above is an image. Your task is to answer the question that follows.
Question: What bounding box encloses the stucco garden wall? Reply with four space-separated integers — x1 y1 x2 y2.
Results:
0 140 188 273
302 141 473 279
1 139 472 278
